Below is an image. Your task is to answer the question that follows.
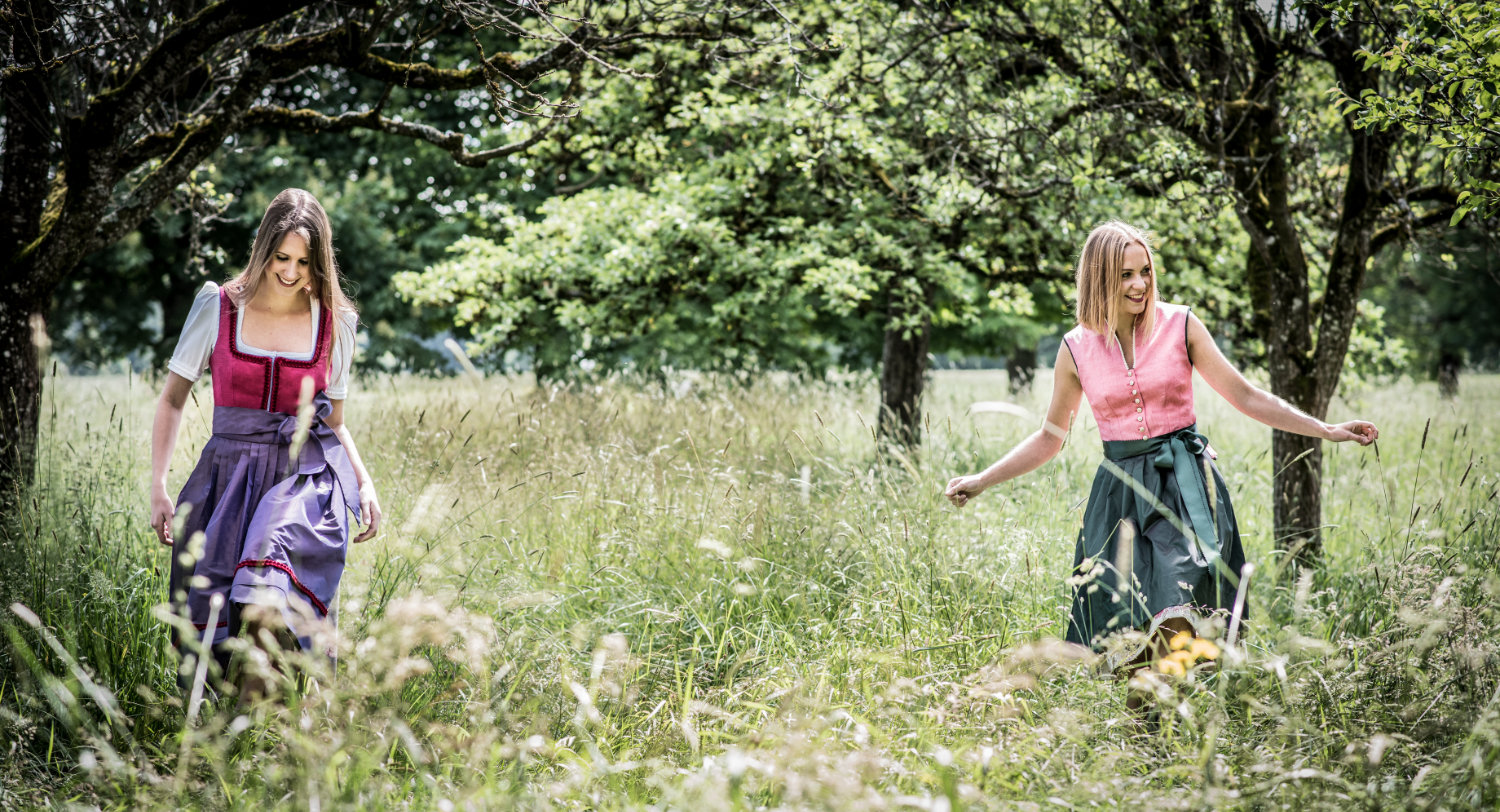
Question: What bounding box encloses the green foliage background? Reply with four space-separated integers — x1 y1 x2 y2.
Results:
45 0 1500 387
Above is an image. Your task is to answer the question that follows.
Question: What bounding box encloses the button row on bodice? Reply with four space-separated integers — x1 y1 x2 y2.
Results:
1126 370 1147 433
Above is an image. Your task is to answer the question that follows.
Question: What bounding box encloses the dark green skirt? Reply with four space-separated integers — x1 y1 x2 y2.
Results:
1064 425 1246 654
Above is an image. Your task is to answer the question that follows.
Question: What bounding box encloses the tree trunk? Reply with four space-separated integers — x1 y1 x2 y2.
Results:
0 301 44 514
1242 242 1274 361
1220 59 1395 566
1437 351 1461 399
878 305 931 447
0 0 57 518
1232 105 1329 564
1262 200 1323 563
1006 345 1036 395
1271 429 1322 561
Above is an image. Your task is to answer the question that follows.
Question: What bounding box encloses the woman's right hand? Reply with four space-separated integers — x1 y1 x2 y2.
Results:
945 475 989 508
1326 420 1379 446
150 372 193 548
151 488 176 546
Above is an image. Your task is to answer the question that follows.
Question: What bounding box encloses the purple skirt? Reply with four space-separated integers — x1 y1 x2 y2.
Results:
169 394 360 652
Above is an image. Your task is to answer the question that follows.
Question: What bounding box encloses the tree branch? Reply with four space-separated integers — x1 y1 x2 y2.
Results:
0 36 132 83
243 104 559 167
94 0 322 131
1369 206 1456 258
346 39 578 89
1390 184 1459 206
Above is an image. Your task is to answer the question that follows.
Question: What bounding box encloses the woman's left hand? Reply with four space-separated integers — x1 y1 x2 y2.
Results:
1328 420 1379 446
354 482 382 543
945 474 989 508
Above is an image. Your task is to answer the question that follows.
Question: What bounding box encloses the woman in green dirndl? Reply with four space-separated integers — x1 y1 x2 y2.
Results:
944 221 1378 680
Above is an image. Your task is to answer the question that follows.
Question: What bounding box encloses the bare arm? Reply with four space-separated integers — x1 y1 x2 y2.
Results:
1186 314 1377 445
944 343 1086 507
150 373 195 545
323 399 383 543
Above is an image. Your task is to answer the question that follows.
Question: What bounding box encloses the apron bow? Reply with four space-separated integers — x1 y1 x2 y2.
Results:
1106 425 1221 565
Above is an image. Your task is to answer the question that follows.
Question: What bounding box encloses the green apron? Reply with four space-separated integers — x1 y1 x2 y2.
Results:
1064 424 1246 652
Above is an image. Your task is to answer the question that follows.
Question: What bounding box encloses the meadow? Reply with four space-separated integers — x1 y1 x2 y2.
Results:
1 367 1497 811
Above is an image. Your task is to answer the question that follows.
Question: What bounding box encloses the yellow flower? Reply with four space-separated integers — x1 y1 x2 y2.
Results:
1189 639 1220 661
1169 631 1193 651
1156 658 1186 677
1167 650 1196 667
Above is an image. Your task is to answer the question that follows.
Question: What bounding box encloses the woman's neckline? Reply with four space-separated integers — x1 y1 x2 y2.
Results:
236 297 319 358
1114 317 1142 370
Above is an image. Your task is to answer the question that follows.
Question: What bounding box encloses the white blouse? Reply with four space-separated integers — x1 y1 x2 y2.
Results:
168 281 357 399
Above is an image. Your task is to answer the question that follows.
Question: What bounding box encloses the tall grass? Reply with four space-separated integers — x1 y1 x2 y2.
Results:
1 368 1497 810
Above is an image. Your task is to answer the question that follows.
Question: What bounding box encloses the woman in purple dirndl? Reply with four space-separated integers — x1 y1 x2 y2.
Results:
150 189 382 684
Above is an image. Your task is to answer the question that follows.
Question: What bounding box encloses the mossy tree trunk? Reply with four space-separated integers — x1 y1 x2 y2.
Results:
1 0 59 511
1224 33 1394 566
878 285 933 447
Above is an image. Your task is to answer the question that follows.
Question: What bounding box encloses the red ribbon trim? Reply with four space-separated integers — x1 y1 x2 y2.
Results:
234 559 329 616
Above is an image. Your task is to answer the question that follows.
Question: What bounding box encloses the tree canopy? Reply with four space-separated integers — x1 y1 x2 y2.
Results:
1324 0 1500 224
1 0 778 505
10 0 1499 554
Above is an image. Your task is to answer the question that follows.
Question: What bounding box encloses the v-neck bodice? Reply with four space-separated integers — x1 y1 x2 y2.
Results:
1063 302 1196 441
1114 325 1139 370
209 288 333 413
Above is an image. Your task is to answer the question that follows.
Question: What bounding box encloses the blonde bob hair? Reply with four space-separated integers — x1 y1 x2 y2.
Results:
1074 220 1158 345
224 189 356 321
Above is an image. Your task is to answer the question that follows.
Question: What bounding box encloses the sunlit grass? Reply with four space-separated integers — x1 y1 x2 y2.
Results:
2 368 1497 810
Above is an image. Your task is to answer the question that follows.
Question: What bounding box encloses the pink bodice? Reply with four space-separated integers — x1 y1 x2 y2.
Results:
1063 302 1196 441
210 289 332 414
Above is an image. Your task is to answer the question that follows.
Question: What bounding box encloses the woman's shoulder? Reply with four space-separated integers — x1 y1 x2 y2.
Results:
327 306 358 356
193 280 222 305
331 306 358 333
1155 300 1192 320
1063 321 1099 344
181 281 223 327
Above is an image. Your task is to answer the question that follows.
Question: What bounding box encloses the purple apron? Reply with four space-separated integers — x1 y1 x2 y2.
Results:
169 393 360 653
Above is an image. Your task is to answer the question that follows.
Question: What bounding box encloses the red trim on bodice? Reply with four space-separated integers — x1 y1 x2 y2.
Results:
210 289 332 414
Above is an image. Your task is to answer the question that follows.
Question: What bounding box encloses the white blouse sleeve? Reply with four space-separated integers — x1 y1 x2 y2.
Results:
167 282 221 382
325 309 358 400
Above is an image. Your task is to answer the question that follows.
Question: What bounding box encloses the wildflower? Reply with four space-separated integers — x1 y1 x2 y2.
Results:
1166 650 1196 668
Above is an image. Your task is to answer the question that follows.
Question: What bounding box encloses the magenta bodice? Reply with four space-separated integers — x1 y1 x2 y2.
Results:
1063 302 1196 441
211 289 332 414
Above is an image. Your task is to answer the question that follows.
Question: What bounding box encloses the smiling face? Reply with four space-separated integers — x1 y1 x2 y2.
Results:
1118 241 1153 320
1075 220 1158 340
261 230 314 301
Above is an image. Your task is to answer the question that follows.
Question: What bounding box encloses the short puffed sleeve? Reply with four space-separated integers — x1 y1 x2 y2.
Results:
167 282 221 382
325 309 359 399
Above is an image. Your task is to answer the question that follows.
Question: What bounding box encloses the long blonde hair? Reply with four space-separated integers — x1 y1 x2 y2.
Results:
1074 220 1158 345
225 189 356 321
